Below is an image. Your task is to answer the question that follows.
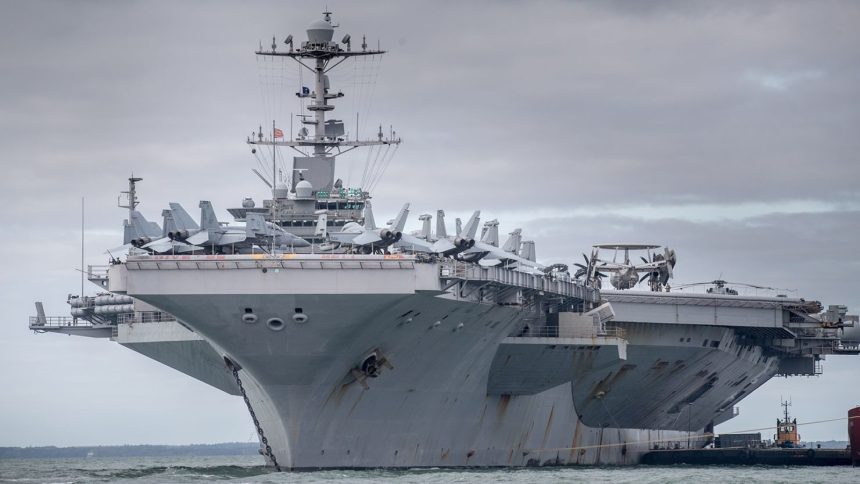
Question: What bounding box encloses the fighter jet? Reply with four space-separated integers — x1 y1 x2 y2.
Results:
141 204 203 254
185 201 309 251
329 202 415 253
106 210 165 254
431 210 481 256
144 201 309 254
413 212 543 270
123 211 162 248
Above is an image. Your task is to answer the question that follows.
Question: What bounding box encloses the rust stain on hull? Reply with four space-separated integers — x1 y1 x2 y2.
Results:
541 405 555 447
346 389 365 418
570 419 582 463
496 394 511 421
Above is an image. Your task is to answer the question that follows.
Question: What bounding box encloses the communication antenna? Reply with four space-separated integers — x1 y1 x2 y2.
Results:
81 196 85 297
272 120 278 208
118 175 142 221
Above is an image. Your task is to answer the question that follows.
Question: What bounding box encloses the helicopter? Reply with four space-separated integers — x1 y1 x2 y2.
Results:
673 279 789 296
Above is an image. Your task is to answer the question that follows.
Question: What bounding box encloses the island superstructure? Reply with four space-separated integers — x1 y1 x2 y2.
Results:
30 11 860 470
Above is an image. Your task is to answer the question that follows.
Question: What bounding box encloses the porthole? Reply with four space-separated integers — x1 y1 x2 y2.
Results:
293 313 308 324
242 313 258 324
267 317 285 331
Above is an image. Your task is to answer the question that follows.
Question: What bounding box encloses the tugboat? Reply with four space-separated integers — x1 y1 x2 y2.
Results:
775 398 802 448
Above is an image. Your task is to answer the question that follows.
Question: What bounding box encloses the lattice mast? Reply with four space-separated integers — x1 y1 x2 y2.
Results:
248 11 400 195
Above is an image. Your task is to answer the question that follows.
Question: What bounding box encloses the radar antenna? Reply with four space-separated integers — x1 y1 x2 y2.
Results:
118 175 143 221
247 11 401 197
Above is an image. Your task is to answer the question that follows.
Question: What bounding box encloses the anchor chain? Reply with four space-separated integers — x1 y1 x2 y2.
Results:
226 359 282 471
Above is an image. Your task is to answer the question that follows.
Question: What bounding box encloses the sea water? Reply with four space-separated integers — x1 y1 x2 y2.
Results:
1 454 857 483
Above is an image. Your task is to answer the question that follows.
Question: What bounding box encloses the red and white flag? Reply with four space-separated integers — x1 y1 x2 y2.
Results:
273 128 284 139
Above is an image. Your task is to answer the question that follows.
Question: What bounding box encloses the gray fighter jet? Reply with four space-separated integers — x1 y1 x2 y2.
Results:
144 201 309 254
329 202 413 253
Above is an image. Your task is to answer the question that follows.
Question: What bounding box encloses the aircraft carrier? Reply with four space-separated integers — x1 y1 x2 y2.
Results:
30 12 860 470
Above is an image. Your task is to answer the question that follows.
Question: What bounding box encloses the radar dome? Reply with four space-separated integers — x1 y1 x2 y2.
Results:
295 179 313 199
307 19 334 44
242 197 255 209
273 184 290 199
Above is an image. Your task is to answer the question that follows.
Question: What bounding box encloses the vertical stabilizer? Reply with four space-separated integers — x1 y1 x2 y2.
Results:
520 240 536 262
246 213 268 237
391 203 410 232
161 209 177 237
123 220 135 245
35 302 47 325
364 201 376 230
502 229 522 254
314 210 328 238
199 201 220 231
124 211 161 244
168 203 200 231
481 219 499 247
436 210 447 239
459 211 481 240
419 214 432 240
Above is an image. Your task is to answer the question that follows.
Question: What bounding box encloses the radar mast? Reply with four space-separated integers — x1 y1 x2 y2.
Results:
247 11 400 197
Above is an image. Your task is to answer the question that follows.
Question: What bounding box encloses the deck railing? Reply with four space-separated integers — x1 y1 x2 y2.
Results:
28 316 93 328
116 311 176 324
514 325 626 339
438 259 598 302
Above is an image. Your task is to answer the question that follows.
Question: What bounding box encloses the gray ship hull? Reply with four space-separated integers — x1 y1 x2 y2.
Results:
33 252 854 468
139 293 702 468
108 256 789 469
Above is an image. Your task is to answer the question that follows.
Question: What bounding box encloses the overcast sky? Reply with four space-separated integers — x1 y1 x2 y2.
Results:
1 0 859 446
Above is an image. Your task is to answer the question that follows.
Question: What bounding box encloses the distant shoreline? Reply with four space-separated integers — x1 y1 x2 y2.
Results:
0 442 260 459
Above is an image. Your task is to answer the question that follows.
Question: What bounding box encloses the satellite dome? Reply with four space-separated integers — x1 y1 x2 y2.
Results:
273 183 290 199
307 18 334 44
242 197 255 209
295 179 313 198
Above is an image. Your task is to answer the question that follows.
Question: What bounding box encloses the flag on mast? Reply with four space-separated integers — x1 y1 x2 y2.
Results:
273 127 284 139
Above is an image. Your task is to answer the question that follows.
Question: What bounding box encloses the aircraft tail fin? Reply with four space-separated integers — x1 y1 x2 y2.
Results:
168 202 199 231
124 211 161 244
161 209 177 237
391 203 410 232
519 240 536 262
481 220 499 247
245 213 268 237
199 201 220 231
419 214 432 240
123 221 135 245
364 201 376 230
35 302 47 326
436 210 447 239
314 210 328 238
459 211 481 240
502 228 522 254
